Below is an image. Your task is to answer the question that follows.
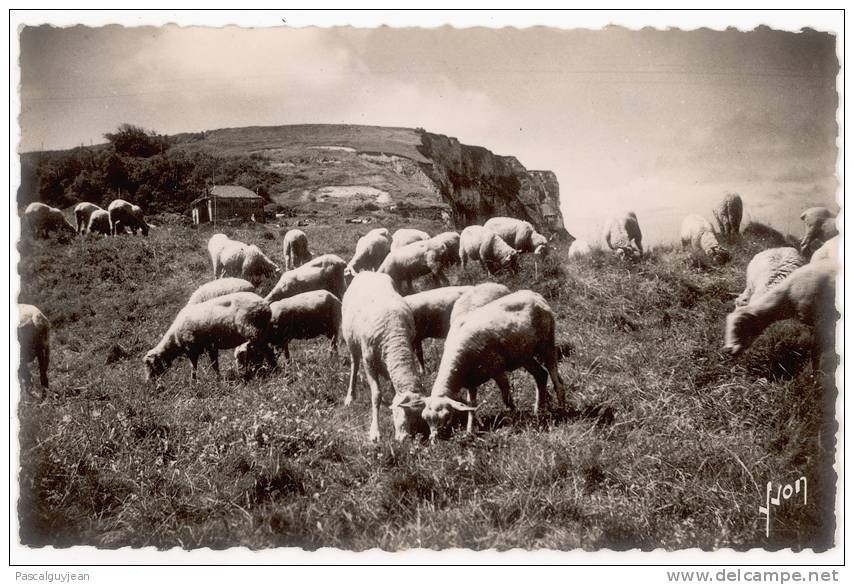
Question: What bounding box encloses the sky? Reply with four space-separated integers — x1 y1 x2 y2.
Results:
16 15 840 244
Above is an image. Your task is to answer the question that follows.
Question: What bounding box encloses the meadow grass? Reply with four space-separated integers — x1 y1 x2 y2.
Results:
15 217 836 550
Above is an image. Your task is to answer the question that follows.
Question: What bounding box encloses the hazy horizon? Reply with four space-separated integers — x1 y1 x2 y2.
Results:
17 22 840 244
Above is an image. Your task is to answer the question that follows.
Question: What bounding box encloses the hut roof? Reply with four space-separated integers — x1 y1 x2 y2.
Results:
190 185 262 207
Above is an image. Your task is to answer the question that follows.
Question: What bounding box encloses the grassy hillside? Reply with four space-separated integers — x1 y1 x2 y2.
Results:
16 220 835 550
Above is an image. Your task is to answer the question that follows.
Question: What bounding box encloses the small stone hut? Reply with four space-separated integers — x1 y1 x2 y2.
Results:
190 185 265 225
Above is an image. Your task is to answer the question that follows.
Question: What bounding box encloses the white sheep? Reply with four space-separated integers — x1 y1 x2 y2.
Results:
107 199 148 235
391 228 430 250
459 225 519 275
23 202 75 239
724 260 838 365
734 247 804 307
448 282 512 325
567 239 592 260
799 207 838 256
86 209 112 236
431 231 461 265
403 285 474 370
712 192 743 242
413 290 566 439
265 253 347 302
187 278 255 305
234 290 342 372
143 292 272 382
810 235 839 264
341 271 426 442
282 229 312 270
18 304 50 398
345 228 392 280
680 214 730 266
208 234 280 286
377 237 454 294
74 202 102 235
484 216 549 256
603 211 643 259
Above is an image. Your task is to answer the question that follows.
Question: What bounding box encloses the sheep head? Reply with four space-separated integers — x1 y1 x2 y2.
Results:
420 395 477 440
723 309 760 356
711 246 731 265
390 391 427 441
142 352 166 380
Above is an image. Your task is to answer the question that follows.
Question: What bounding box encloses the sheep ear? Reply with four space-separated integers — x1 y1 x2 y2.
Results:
391 393 425 413
445 397 478 412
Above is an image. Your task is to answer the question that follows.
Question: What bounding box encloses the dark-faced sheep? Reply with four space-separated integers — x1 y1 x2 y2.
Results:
18 304 50 399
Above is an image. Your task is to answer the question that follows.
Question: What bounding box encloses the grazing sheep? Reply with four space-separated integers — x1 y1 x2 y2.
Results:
432 231 461 265
680 214 730 266
712 192 743 241
603 212 643 259
143 292 272 382
724 260 838 366
810 236 839 264
86 209 112 236
341 271 426 442
567 239 592 259
265 253 347 303
18 304 50 398
459 225 520 275
187 278 255 305
74 202 102 234
377 238 455 294
235 290 342 372
391 228 430 250
107 199 149 235
414 290 566 438
735 247 804 307
484 216 549 256
799 207 838 256
345 228 392 280
282 229 312 270
449 282 512 325
209 234 279 286
403 286 474 369
23 202 75 239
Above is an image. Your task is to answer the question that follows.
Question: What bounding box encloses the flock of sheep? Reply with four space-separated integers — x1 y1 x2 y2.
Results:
18 195 839 442
22 199 149 238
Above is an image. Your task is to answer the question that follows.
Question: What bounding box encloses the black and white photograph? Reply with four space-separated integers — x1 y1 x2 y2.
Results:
9 9 844 565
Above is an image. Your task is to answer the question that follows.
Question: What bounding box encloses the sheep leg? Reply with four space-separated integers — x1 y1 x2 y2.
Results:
207 348 221 379
415 341 425 373
328 332 338 357
365 365 383 442
344 347 360 406
493 372 515 410
18 358 31 397
524 360 550 415
282 342 291 361
541 348 566 409
465 387 478 433
187 352 201 383
262 344 277 370
37 343 49 395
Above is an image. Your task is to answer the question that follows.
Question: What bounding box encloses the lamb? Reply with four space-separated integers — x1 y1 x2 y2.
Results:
448 282 512 325
187 278 255 305
265 253 347 302
23 202 75 239
344 228 392 280
484 216 549 256
712 192 743 242
734 247 804 307
680 214 730 266
567 239 592 259
377 237 455 294
810 236 839 264
403 286 474 370
208 234 280 286
74 202 103 234
724 260 838 368
459 225 519 275
234 290 342 372
603 211 643 259
107 199 149 235
391 228 430 250
341 271 426 442
412 290 566 439
143 292 272 382
18 304 50 399
86 209 112 236
282 229 312 270
799 207 838 256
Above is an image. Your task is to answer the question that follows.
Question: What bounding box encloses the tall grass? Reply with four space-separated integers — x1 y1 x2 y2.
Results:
16 219 835 550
